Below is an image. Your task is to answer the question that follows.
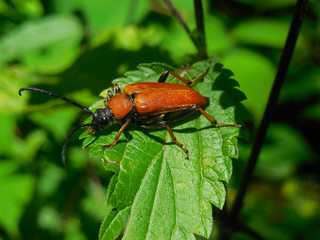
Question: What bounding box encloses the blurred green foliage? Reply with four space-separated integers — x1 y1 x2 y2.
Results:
0 0 319 239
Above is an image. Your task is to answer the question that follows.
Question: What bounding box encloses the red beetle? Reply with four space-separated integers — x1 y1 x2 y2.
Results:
19 69 241 165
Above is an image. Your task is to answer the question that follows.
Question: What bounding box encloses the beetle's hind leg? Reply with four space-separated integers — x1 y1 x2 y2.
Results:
159 65 210 85
197 107 243 128
158 71 170 83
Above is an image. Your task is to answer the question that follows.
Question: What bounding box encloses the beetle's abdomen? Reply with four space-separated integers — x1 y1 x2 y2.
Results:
126 83 208 115
107 93 133 119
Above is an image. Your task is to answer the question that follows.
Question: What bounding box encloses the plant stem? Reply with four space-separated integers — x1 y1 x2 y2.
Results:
164 0 208 60
229 0 309 225
193 0 207 59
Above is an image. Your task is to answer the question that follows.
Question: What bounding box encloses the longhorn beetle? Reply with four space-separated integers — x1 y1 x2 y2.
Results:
19 68 241 166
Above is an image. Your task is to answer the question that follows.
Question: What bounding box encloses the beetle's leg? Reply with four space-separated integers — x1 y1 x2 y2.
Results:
158 69 193 85
166 66 210 85
167 70 191 85
190 66 210 84
102 119 130 149
164 123 189 159
197 107 242 128
158 71 169 83
138 121 189 158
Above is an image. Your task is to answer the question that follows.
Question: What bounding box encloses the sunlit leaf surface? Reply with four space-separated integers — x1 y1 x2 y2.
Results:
81 61 249 239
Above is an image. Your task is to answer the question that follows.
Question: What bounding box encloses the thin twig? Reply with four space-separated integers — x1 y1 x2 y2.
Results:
229 0 309 224
164 0 191 34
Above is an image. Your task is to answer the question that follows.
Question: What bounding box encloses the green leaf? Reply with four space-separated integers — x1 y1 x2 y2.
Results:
256 124 313 179
232 19 289 48
55 0 150 45
206 16 234 55
0 15 82 73
81 61 249 239
0 161 34 237
0 67 28 114
29 107 79 141
38 164 66 197
100 207 130 240
7 0 43 18
81 179 107 221
14 129 48 164
162 21 197 62
222 48 275 122
280 67 320 102
64 218 86 240
239 124 313 180
0 114 15 154
37 205 62 231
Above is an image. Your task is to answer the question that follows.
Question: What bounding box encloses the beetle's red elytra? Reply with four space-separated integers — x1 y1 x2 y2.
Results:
126 82 207 115
19 68 242 166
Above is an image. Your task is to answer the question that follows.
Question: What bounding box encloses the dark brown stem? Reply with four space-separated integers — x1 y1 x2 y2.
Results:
194 0 205 35
193 0 207 59
229 0 309 226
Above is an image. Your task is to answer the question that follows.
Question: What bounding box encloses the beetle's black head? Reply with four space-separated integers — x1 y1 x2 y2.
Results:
89 108 114 135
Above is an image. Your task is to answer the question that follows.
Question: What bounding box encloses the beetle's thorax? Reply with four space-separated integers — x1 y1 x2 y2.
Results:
89 92 135 135
107 92 134 120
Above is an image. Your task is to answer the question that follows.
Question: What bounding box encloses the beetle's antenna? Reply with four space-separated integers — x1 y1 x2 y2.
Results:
62 123 92 167
19 87 94 115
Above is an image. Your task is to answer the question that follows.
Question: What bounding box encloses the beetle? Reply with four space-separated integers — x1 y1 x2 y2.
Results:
19 68 241 166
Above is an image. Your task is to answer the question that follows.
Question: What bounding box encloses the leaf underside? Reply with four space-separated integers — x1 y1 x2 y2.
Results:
80 61 250 240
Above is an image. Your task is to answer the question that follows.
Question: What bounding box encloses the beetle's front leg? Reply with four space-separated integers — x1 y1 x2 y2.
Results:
102 119 130 149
